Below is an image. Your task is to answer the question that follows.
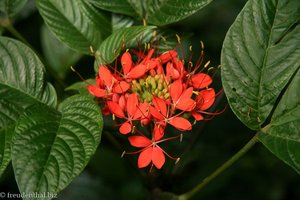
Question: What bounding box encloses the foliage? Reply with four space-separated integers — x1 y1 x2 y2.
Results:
0 0 299 199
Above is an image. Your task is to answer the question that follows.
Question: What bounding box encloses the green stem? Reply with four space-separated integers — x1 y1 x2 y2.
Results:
179 132 259 200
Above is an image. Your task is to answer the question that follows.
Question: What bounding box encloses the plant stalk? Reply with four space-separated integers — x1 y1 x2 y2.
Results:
179 132 259 200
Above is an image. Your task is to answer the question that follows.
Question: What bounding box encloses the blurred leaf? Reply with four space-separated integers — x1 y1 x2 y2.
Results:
65 79 95 96
112 14 134 32
221 0 300 130
94 25 155 71
0 0 28 18
259 69 300 174
0 36 57 176
41 25 82 79
90 0 212 26
57 172 107 200
36 0 111 54
12 95 103 200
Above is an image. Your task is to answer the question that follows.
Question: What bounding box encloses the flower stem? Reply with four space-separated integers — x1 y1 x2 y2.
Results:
179 132 259 200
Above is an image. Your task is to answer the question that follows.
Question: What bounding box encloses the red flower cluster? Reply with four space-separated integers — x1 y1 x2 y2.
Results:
88 47 217 170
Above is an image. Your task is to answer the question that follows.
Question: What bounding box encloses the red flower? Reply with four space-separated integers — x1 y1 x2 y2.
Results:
170 79 196 111
150 96 192 131
192 88 216 121
127 133 181 170
107 93 148 134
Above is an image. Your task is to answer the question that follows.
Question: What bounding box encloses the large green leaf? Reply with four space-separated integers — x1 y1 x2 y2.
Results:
89 0 138 19
36 0 111 54
12 95 103 200
0 0 28 18
221 0 300 130
0 36 57 175
94 25 156 71
90 0 212 26
259 69 300 174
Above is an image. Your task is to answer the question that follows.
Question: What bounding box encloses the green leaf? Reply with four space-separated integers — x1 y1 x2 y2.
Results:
36 0 111 54
41 25 82 79
94 25 156 71
221 0 300 130
65 79 95 96
0 36 57 175
90 0 212 26
12 95 103 199
112 14 134 32
89 0 138 19
259 69 300 174
0 0 28 18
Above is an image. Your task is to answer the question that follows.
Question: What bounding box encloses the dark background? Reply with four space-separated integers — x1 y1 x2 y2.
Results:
1 0 299 199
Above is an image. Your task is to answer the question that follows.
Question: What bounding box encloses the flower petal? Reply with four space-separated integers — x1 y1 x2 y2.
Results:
150 106 164 121
127 64 146 79
152 147 165 169
128 136 151 147
113 81 130 93
191 112 204 121
120 122 132 134
121 51 132 74
99 66 113 88
159 50 178 64
176 98 196 111
107 101 125 118
154 124 164 141
166 62 180 80
170 79 183 103
191 73 212 89
87 85 106 97
197 88 216 110
168 117 192 131
138 148 152 168
133 102 150 120
152 96 167 117
127 93 138 116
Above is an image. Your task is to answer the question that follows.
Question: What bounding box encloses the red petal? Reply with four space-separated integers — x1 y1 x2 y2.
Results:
192 112 204 121
127 64 146 79
170 79 183 103
166 62 180 80
168 117 192 131
126 93 138 116
133 102 150 120
113 81 130 93
191 73 212 89
87 85 106 97
143 48 155 61
118 95 126 111
154 125 164 141
121 52 132 74
152 96 167 117
176 98 196 111
145 59 157 70
138 148 152 168
152 147 165 169
159 50 178 64
99 66 113 87
120 122 132 134
150 106 164 121
107 101 125 118
197 88 215 110
128 136 151 147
